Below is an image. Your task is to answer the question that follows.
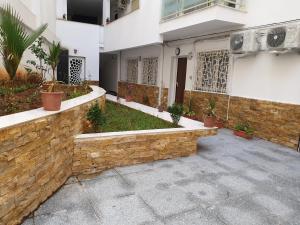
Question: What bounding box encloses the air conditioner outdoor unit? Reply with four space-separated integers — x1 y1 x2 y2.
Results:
118 0 128 10
265 24 300 51
230 30 260 54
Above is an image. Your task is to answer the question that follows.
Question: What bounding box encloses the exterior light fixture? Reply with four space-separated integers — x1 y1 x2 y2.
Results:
74 49 78 54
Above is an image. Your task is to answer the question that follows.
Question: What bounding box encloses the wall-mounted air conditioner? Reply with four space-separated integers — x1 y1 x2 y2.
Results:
264 24 300 52
230 30 260 54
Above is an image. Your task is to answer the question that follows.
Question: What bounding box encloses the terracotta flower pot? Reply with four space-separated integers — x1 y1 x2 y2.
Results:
203 116 216 128
41 91 64 111
125 95 133 102
158 105 164 112
234 130 253 140
216 119 225 129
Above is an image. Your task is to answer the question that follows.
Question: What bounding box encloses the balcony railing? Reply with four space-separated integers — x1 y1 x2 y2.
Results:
161 0 245 21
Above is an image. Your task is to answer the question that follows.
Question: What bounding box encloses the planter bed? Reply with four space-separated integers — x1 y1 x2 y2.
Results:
85 100 179 133
0 81 92 116
75 95 218 178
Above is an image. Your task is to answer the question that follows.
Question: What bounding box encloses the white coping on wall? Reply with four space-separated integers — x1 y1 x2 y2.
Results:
0 86 106 131
76 94 216 139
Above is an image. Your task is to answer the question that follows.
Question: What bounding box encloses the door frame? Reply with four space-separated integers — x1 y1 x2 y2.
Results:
168 55 188 106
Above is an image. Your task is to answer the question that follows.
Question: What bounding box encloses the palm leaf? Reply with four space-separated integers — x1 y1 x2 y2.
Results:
48 42 61 82
0 5 47 79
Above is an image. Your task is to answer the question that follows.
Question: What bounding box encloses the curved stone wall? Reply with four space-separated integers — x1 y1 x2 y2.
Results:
0 86 106 225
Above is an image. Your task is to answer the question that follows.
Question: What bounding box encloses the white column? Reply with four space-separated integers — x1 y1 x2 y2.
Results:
158 44 164 106
56 0 68 20
137 57 143 84
103 0 111 25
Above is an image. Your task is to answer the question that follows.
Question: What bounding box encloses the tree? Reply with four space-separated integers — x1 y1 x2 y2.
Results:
0 5 47 80
27 37 49 79
47 41 61 83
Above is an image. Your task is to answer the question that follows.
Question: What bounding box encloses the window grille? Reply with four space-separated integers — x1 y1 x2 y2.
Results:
195 50 229 93
142 57 158 85
127 58 138 83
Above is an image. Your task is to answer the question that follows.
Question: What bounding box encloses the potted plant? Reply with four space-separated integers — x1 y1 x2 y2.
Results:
168 103 184 125
203 98 216 127
183 106 197 120
41 42 63 111
126 84 134 102
0 5 47 81
158 105 164 112
216 117 226 129
234 122 254 139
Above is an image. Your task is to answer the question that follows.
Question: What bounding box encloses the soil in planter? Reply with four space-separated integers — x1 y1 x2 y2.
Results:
0 81 92 116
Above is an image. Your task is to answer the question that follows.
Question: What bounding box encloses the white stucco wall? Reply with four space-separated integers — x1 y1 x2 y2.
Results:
56 0 68 19
231 52 300 105
56 20 104 81
120 45 162 84
162 37 300 105
103 0 162 52
244 0 300 28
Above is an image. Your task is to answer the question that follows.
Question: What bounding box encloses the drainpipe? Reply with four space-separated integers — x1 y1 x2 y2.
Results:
158 43 165 110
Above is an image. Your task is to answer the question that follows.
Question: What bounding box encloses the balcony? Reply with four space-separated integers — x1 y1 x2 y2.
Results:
160 0 247 40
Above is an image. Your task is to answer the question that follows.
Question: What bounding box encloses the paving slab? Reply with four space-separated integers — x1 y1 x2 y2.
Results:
22 129 300 225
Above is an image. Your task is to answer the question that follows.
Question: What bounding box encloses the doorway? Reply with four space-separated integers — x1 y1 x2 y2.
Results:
57 50 69 84
175 57 187 104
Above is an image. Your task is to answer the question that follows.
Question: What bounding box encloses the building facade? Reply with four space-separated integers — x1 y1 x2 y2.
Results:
100 0 300 150
0 0 299 150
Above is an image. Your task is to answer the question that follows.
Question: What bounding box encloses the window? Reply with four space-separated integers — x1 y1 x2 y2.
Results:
195 50 229 93
127 58 138 83
142 57 158 85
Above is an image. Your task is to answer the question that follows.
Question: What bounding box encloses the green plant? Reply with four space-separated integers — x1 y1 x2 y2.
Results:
183 105 195 117
0 5 47 80
68 91 83 100
27 37 48 79
168 103 184 125
142 95 150 105
234 122 254 135
47 41 61 92
87 102 106 132
205 98 216 117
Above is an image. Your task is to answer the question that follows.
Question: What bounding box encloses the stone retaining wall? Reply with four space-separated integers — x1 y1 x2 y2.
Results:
118 81 168 109
0 87 105 225
73 128 217 179
183 90 300 150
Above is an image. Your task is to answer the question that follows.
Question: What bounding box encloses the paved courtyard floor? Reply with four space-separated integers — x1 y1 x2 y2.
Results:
23 129 300 225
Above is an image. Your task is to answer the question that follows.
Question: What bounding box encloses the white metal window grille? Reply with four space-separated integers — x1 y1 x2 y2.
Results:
142 57 158 85
195 50 229 93
69 56 85 85
127 58 138 83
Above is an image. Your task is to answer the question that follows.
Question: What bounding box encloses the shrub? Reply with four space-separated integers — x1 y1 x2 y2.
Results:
87 102 106 132
168 103 184 125
68 91 83 100
234 122 254 135
205 98 216 117
0 5 47 80
27 72 43 85
142 95 150 105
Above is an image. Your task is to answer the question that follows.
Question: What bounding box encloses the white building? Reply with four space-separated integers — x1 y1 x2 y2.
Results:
1 0 300 149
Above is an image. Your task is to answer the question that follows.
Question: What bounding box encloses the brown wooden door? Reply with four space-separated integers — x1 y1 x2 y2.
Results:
175 58 187 104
